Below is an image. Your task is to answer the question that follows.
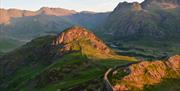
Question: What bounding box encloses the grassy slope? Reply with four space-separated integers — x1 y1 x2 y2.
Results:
0 38 24 53
6 52 132 91
0 35 135 91
26 52 103 91
0 36 56 91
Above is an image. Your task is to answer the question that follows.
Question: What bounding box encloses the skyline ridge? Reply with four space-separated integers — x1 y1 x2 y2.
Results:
1 0 144 12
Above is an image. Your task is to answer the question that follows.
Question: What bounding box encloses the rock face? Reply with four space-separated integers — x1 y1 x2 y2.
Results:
113 55 180 91
53 26 113 56
132 2 142 11
113 2 142 13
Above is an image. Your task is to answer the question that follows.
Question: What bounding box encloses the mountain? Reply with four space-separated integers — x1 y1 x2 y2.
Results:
0 7 76 24
0 7 79 46
52 26 136 60
0 7 109 53
0 8 109 38
0 10 109 40
0 26 136 91
104 0 180 39
111 55 180 91
101 0 180 59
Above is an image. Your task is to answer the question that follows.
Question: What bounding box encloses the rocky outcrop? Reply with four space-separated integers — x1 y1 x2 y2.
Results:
166 55 180 71
132 2 142 11
113 55 180 91
52 26 136 61
53 26 113 55
112 2 142 14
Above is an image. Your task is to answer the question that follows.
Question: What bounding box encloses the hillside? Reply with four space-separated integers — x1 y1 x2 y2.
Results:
0 7 109 40
110 55 180 91
100 0 180 60
0 37 25 53
0 26 136 91
52 26 136 60
104 0 180 39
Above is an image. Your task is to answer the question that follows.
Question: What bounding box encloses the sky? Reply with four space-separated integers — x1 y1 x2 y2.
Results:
0 0 144 12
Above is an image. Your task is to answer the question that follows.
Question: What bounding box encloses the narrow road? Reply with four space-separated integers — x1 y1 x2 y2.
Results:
103 61 140 91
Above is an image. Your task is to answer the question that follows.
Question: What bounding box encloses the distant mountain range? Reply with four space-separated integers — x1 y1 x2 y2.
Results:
0 7 76 24
0 7 109 40
0 0 180 56
0 7 109 55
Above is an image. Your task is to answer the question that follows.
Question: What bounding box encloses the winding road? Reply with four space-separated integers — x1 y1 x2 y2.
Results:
103 61 140 91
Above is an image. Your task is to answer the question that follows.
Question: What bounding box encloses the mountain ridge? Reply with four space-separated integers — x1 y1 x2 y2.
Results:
0 7 77 24
0 7 108 25
112 55 180 91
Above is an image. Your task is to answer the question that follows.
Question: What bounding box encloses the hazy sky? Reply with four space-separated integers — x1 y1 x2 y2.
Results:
0 0 144 12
